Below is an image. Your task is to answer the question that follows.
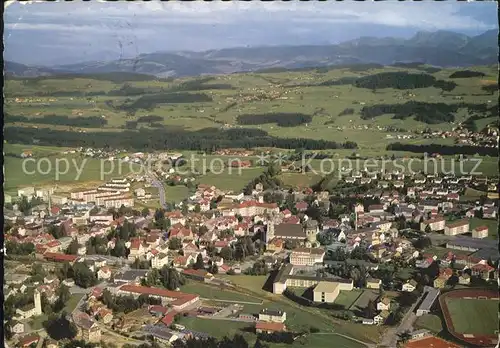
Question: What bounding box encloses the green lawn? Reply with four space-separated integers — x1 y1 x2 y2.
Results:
415 314 443 333
445 298 498 335
334 289 363 309
469 218 499 239
29 314 48 330
178 316 251 338
64 293 85 313
349 290 379 311
180 281 262 303
4 154 141 191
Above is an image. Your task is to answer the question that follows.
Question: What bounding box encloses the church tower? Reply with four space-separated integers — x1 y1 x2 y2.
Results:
266 221 275 244
34 289 42 316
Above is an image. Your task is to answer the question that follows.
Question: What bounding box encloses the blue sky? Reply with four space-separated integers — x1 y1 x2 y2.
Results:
4 0 498 66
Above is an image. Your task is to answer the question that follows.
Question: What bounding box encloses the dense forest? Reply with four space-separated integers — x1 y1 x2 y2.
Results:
4 126 357 151
236 113 313 127
6 114 108 127
116 92 213 113
354 72 456 91
360 101 496 124
386 142 498 156
449 70 486 78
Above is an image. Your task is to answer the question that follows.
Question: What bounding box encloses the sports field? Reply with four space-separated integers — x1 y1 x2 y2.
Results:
444 297 498 335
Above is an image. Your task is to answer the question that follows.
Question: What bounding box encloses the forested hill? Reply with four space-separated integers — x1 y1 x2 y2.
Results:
6 29 498 78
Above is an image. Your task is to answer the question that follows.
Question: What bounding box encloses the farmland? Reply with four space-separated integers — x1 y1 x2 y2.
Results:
4 64 498 154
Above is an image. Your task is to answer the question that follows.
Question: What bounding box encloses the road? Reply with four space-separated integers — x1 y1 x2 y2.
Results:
379 295 421 347
148 173 168 209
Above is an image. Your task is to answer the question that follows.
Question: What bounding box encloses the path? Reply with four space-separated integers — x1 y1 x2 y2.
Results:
200 298 263 305
379 294 422 347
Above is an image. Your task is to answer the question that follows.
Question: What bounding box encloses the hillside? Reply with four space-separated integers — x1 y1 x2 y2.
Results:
5 30 498 78
3 64 498 153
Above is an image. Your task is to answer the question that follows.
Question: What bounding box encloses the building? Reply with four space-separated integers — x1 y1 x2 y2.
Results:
72 311 101 343
401 280 417 292
374 310 390 325
470 263 495 280
152 253 169 269
376 297 391 311
10 321 26 335
446 236 497 252
472 226 488 239
118 284 199 309
258 309 286 323
420 217 445 232
267 223 306 244
289 248 325 266
312 280 353 303
366 278 381 290
458 273 470 285
433 268 453 288
14 289 42 320
444 220 469 236
255 321 286 334
416 286 440 316
405 336 461 348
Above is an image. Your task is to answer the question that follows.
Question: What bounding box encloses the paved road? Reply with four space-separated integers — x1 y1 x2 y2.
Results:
149 174 168 209
379 295 421 347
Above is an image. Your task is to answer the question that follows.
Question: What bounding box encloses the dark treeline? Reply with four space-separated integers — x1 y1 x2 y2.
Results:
449 70 486 78
4 126 357 151
354 72 456 91
169 77 234 92
391 62 441 73
116 92 212 113
136 115 164 123
481 83 498 95
236 113 313 127
361 101 496 124
386 142 498 156
338 108 355 116
13 72 163 83
256 63 383 74
6 114 108 127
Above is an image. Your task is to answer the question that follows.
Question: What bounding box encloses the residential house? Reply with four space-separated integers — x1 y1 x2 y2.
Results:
444 220 469 236
366 278 381 290
152 253 169 269
376 297 391 311
255 321 286 334
165 211 186 226
401 280 417 292
420 217 445 232
433 268 453 288
97 267 112 280
258 309 287 323
458 273 471 285
472 226 488 239
471 263 495 281
374 310 390 325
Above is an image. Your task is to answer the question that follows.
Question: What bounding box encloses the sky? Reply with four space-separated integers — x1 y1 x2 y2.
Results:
4 0 498 66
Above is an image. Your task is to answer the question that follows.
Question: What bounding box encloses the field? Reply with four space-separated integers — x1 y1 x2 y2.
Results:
414 314 444 333
469 217 499 239
219 274 384 344
349 290 379 313
180 281 262 303
439 289 499 347
444 298 498 335
334 289 363 309
4 65 498 154
64 293 85 313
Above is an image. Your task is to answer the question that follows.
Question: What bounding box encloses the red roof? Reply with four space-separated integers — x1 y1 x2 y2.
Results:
45 240 61 248
161 311 177 326
473 225 488 231
295 202 308 209
282 209 291 215
120 284 197 301
405 336 461 348
471 263 495 272
149 305 169 315
19 334 40 347
182 269 210 278
255 321 286 332
236 200 278 209
44 252 78 262
171 294 198 306
51 206 61 214
130 238 141 250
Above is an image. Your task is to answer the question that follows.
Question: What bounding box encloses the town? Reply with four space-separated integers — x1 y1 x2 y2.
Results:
4 156 499 348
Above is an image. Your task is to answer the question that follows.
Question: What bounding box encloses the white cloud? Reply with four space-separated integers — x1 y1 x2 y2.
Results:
4 0 496 30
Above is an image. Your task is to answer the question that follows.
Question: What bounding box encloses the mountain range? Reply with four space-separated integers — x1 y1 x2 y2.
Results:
5 29 498 78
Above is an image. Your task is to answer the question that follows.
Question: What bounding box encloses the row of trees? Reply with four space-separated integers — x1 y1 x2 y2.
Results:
353 72 456 91
5 126 356 152
7 114 107 128
236 113 313 127
141 265 186 290
386 142 498 156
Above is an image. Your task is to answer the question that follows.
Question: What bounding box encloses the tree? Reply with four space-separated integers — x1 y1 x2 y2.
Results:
220 246 233 261
159 266 186 290
169 237 182 250
141 207 150 217
364 299 376 319
193 254 204 270
44 311 78 341
425 224 431 233
54 284 71 312
397 330 412 347
194 204 201 213
66 238 80 255
208 263 218 275
73 262 97 288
